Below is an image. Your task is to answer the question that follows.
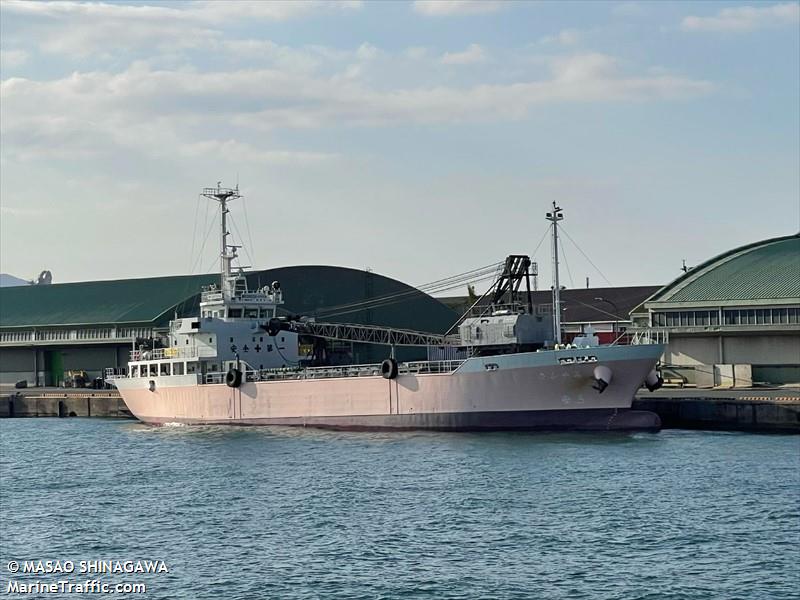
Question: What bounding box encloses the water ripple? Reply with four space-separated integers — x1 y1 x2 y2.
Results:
1 419 798 599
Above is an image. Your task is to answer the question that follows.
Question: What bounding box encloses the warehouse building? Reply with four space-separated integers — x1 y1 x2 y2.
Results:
633 233 800 385
0 266 457 386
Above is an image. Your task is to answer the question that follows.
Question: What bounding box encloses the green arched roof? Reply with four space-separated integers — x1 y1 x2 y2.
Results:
647 234 800 304
0 266 457 334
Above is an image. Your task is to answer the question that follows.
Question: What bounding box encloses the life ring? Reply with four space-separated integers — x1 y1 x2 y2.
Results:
225 368 242 388
381 358 398 380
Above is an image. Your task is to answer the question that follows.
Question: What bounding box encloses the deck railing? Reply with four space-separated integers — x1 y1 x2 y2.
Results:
614 328 670 346
202 359 466 384
130 347 199 362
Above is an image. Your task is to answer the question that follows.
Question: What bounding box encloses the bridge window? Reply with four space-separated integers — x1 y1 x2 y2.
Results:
228 308 243 318
173 363 184 376
131 365 139 377
245 308 259 318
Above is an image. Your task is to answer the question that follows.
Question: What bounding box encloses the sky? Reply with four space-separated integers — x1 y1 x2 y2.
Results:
0 0 798 294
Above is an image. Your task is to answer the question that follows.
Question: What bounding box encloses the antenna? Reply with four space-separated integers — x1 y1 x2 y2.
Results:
201 183 242 299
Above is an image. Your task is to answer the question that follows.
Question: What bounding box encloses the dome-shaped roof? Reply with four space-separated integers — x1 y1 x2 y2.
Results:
0 265 456 332
649 234 800 304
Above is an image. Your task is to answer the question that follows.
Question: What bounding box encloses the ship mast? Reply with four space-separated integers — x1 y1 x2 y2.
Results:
202 182 241 300
546 202 564 344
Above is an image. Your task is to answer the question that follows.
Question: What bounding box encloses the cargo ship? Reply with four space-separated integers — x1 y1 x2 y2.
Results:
112 185 664 430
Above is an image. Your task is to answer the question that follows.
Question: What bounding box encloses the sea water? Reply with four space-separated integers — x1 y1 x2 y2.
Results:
1 419 797 599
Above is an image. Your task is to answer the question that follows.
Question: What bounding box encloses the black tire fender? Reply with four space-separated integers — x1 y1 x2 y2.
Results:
225 368 243 388
381 358 398 380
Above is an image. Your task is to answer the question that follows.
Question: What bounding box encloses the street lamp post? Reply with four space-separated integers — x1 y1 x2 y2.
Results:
594 297 619 339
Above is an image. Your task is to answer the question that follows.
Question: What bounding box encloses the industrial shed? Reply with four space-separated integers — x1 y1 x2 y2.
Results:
0 266 457 386
633 233 800 386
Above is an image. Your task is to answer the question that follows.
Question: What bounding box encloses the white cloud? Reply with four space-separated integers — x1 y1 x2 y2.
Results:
540 29 582 46
0 1 363 57
440 43 487 65
1 2 218 57
413 1 504 16
0 49 29 69
190 0 363 21
2 0 362 22
404 46 429 60
178 140 337 165
551 53 617 83
355 42 381 61
0 42 713 168
0 54 713 163
219 40 323 73
681 3 799 32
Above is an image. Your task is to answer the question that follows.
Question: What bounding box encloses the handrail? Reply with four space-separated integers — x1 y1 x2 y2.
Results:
130 347 199 361
612 328 670 346
200 359 466 384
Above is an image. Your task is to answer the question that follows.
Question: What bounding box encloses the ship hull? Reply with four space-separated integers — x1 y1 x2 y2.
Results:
115 345 663 432
120 408 659 432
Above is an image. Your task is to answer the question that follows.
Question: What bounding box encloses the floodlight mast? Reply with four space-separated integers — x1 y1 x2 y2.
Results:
546 202 564 344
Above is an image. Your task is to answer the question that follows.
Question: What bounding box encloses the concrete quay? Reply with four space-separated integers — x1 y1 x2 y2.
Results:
633 388 800 433
0 388 131 419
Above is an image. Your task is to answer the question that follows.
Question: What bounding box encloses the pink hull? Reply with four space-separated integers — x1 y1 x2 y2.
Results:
115 346 663 431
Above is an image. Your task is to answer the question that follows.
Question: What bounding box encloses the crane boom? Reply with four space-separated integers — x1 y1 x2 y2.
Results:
264 318 460 347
